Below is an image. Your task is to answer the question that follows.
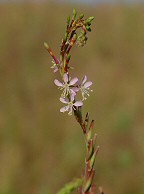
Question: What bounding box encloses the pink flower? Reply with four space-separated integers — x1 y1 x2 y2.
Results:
54 73 78 98
79 75 93 100
60 95 83 115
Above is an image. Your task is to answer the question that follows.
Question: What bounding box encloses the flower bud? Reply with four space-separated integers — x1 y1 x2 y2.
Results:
87 22 92 26
67 54 71 61
44 42 49 49
64 32 68 42
86 26 91 32
67 16 71 25
73 9 77 19
86 130 92 142
79 13 84 19
73 33 77 41
81 30 86 35
86 16 94 23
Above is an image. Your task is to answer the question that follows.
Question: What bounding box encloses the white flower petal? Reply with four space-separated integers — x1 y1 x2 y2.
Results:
54 79 63 87
63 73 68 83
69 77 78 86
60 105 69 112
53 67 58 73
72 87 79 93
82 75 87 85
83 81 92 88
70 94 75 102
73 101 83 107
70 89 76 96
82 91 85 96
60 97 68 104
54 69 58 73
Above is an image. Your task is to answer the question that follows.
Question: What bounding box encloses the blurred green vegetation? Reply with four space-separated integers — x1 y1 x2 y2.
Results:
0 2 144 194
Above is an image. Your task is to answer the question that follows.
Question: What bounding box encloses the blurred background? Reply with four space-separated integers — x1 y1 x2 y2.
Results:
0 0 144 194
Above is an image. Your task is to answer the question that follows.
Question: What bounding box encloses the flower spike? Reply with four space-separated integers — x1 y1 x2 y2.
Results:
45 10 103 194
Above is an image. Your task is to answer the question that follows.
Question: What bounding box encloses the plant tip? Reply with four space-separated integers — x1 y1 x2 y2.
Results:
73 9 77 19
44 42 49 49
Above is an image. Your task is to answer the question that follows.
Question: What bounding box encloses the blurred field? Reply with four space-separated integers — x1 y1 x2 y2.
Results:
0 2 144 194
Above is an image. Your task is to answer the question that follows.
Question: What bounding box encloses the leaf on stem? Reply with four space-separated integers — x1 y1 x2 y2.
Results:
57 178 83 194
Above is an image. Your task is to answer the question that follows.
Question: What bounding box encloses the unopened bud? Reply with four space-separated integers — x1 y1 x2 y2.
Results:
99 187 104 194
87 22 92 26
86 130 92 142
73 9 77 19
64 32 68 42
79 13 84 19
86 16 94 23
67 16 71 25
44 42 49 49
67 54 71 61
86 26 91 32
73 34 77 41
81 30 86 35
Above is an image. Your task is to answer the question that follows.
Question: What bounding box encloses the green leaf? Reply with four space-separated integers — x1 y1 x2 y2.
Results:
84 170 95 192
57 178 83 194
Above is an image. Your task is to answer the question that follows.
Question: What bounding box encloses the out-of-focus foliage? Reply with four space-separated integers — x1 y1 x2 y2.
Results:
0 2 144 194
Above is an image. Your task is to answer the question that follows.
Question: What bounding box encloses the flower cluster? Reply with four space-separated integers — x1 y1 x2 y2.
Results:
45 10 102 194
54 72 93 115
44 9 94 116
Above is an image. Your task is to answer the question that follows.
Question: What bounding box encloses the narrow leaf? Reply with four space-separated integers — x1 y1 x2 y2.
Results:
57 179 82 194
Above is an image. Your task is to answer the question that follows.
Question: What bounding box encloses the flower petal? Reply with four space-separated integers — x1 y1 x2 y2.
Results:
63 73 68 83
73 101 83 107
70 89 76 96
82 75 87 85
69 77 78 86
60 97 68 104
83 81 92 88
60 105 69 112
53 67 58 73
70 94 75 102
54 79 63 87
72 87 79 93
